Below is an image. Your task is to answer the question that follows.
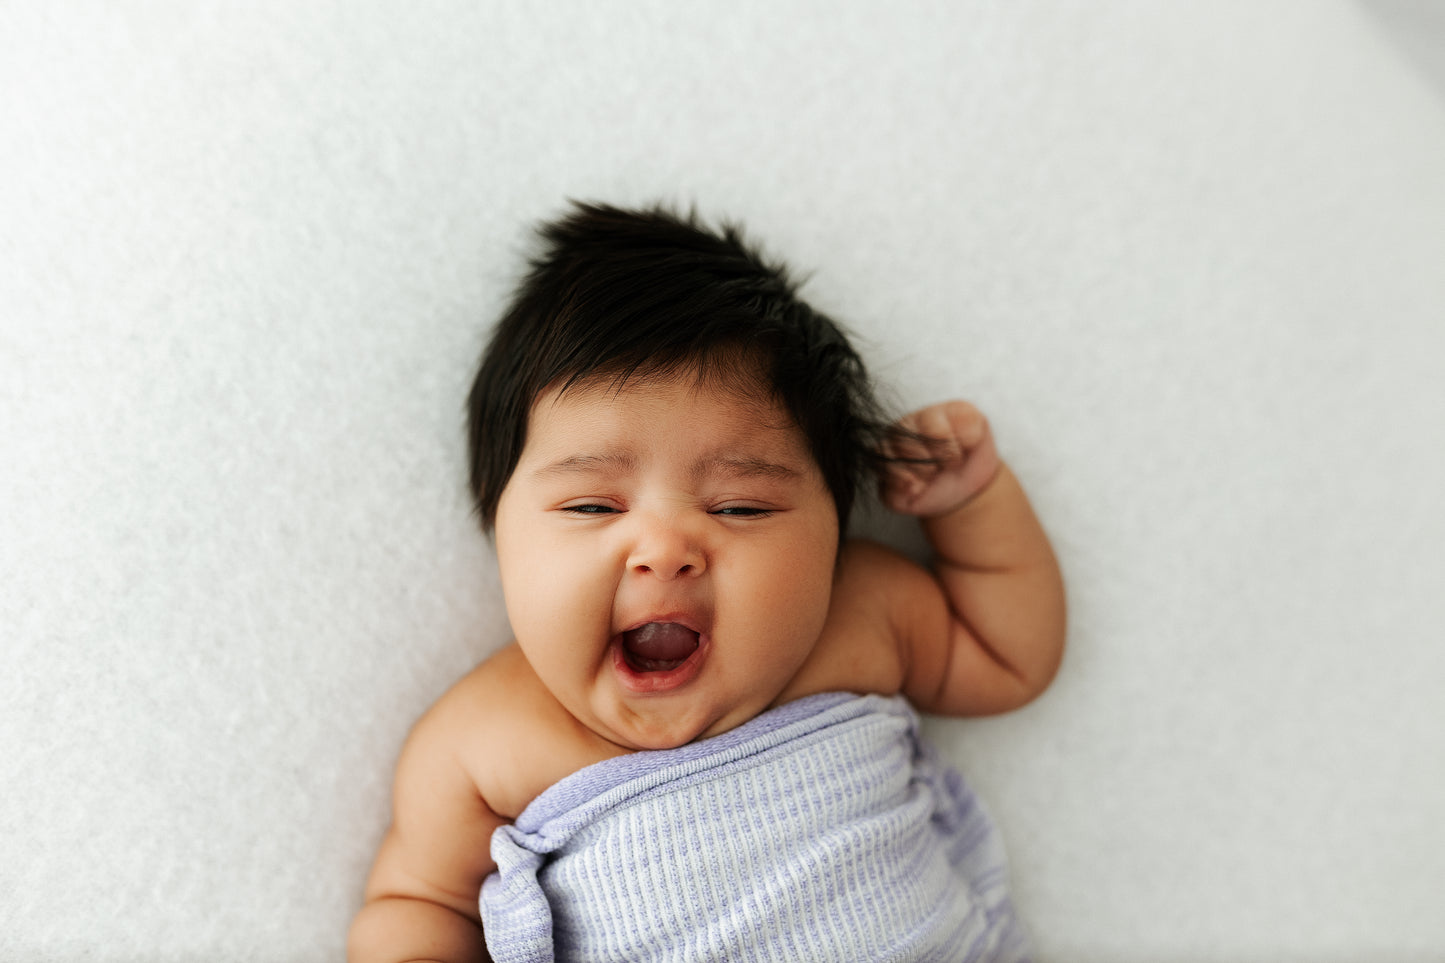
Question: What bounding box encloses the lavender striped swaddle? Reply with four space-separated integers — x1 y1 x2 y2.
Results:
481 692 1030 962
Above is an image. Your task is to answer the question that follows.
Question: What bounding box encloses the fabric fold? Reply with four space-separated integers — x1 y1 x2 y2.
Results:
482 692 1029 963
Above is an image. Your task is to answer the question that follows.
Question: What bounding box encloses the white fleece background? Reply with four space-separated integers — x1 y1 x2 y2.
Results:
3 2 1443 960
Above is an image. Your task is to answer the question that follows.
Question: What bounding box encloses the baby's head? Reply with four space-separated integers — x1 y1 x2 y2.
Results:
466 202 893 539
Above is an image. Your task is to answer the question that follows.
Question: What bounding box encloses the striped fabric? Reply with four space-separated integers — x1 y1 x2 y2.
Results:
482 692 1030 963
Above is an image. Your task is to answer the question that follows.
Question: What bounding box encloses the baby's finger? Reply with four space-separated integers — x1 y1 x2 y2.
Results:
880 413 935 464
939 402 990 451
904 402 981 464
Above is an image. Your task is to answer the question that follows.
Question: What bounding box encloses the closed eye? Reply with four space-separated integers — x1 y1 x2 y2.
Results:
562 504 620 515
713 506 775 518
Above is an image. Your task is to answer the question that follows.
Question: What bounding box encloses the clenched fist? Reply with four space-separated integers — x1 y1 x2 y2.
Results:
881 401 1000 518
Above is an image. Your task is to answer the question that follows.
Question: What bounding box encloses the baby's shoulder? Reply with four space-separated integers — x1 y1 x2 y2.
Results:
435 643 553 730
836 536 925 584
832 538 941 624
421 644 623 819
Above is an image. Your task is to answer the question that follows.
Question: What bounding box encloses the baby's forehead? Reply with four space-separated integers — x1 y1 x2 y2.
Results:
540 367 784 420
523 374 812 463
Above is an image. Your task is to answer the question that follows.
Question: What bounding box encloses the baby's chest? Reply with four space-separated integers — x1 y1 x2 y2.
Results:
474 711 627 821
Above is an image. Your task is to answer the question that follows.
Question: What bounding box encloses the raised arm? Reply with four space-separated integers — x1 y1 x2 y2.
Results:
883 401 1066 716
348 677 503 963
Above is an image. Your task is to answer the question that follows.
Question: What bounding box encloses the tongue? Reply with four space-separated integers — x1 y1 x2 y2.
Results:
622 622 700 670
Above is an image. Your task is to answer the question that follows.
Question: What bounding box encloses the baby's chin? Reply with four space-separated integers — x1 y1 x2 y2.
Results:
590 687 768 753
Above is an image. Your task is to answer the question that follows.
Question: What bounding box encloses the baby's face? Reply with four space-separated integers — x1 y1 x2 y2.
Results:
493 372 840 750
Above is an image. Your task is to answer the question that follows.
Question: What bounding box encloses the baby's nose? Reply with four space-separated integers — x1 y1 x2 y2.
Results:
628 517 706 580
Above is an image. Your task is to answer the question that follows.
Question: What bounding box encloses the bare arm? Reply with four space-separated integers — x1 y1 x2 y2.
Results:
884 401 1066 716
349 682 503 963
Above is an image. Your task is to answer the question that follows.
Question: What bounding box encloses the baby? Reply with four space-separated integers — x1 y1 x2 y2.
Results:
349 203 1066 963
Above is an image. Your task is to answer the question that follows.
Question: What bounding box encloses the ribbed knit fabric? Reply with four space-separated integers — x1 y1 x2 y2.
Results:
481 693 1030 963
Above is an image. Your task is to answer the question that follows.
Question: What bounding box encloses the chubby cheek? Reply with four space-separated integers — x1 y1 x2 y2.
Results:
783 563 835 642
495 525 614 680
726 535 837 676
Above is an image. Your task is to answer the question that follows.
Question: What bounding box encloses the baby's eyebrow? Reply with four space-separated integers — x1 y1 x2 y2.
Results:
530 450 802 481
694 455 802 481
532 451 640 478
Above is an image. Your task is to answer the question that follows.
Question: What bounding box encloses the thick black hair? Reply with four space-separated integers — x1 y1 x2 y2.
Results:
466 201 898 536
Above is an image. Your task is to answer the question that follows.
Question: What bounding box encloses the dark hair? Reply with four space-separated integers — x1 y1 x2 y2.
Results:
466 202 897 537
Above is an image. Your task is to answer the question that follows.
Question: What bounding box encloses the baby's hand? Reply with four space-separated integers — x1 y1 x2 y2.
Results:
881 401 1000 518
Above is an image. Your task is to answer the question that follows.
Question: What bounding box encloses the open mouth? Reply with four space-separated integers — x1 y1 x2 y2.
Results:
621 622 699 671
613 621 706 692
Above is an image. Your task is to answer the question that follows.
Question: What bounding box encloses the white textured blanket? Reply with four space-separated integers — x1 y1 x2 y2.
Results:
482 693 1030 963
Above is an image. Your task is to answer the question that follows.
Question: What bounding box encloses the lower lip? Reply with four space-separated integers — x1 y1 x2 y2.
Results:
611 634 708 694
